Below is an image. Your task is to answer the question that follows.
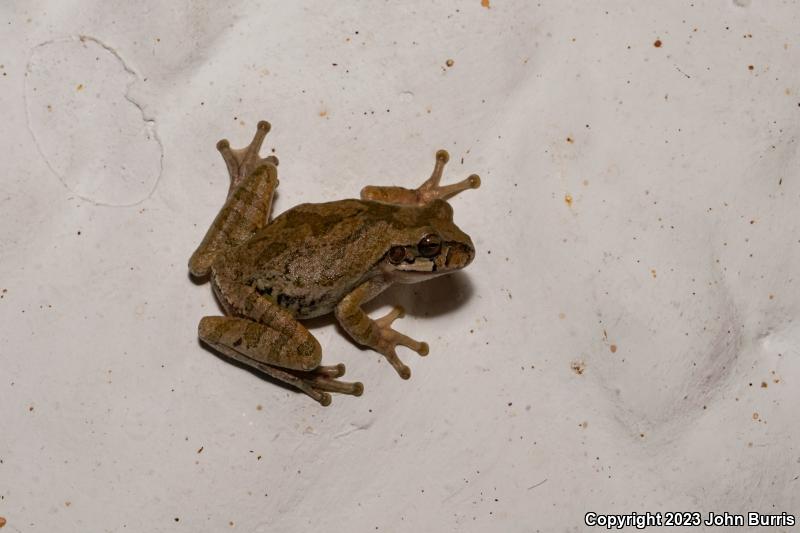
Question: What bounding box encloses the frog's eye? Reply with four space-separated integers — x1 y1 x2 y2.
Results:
388 246 406 264
418 234 442 257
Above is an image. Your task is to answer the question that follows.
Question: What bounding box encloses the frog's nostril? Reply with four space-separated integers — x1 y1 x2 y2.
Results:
466 246 476 266
444 244 473 269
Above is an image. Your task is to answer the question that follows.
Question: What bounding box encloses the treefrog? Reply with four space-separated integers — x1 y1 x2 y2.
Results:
189 121 480 405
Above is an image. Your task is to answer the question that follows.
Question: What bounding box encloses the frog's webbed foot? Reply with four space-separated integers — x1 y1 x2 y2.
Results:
360 149 480 206
371 306 430 379
217 120 280 195
415 150 481 203
240 362 362 407
198 314 363 406
335 280 430 380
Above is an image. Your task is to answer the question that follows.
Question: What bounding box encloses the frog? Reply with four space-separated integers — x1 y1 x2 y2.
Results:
188 120 480 405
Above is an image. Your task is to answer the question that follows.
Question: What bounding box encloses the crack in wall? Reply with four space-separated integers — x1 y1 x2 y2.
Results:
24 34 164 208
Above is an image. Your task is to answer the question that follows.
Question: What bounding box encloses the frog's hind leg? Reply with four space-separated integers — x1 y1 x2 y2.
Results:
199 315 363 406
360 149 481 206
217 120 280 196
188 122 281 278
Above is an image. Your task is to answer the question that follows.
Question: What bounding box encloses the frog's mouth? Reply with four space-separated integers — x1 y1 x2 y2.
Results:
392 243 474 279
397 257 436 273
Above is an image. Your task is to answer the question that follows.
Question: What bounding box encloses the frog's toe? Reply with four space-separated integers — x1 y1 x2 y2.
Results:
375 306 405 328
379 345 412 379
314 363 347 378
418 173 481 204
392 359 412 380
374 306 428 355
287 364 364 402
393 331 429 357
318 392 332 407
309 376 364 396
373 314 428 377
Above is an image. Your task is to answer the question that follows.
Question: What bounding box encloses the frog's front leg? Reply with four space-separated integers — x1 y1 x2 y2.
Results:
199 315 363 406
335 278 429 379
360 149 480 206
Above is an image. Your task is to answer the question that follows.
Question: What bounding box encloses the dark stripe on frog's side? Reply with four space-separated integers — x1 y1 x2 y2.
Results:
256 241 288 264
244 267 334 317
279 207 361 238
276 292 298 310
254 284 273 296
274 291 337 319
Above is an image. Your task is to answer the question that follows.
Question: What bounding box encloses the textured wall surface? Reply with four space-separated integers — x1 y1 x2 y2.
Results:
2 1 799 531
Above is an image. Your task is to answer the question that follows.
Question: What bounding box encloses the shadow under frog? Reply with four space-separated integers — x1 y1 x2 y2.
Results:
188 120 480 405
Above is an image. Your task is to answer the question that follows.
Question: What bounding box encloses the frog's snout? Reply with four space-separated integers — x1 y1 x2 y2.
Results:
444 241 475 270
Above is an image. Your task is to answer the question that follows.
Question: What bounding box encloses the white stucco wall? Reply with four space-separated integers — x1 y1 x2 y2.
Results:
1 1 799 531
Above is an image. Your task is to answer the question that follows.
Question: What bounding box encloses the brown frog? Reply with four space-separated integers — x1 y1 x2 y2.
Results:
189 121 480 405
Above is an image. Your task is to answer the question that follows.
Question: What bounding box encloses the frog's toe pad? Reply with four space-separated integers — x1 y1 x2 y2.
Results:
386 346 418 379
391 330 428 357
375 306 405 328
315 363 346 378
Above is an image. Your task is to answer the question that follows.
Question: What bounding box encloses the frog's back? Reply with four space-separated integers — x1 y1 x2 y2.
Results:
218 199 404 318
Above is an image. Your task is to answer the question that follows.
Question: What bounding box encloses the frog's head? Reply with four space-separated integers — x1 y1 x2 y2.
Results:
383 199 475 283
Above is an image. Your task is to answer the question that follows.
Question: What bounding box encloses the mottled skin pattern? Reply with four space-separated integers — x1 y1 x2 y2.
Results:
189 121 480 406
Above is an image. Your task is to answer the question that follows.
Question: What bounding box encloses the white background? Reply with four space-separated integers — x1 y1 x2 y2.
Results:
2 1 799 531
